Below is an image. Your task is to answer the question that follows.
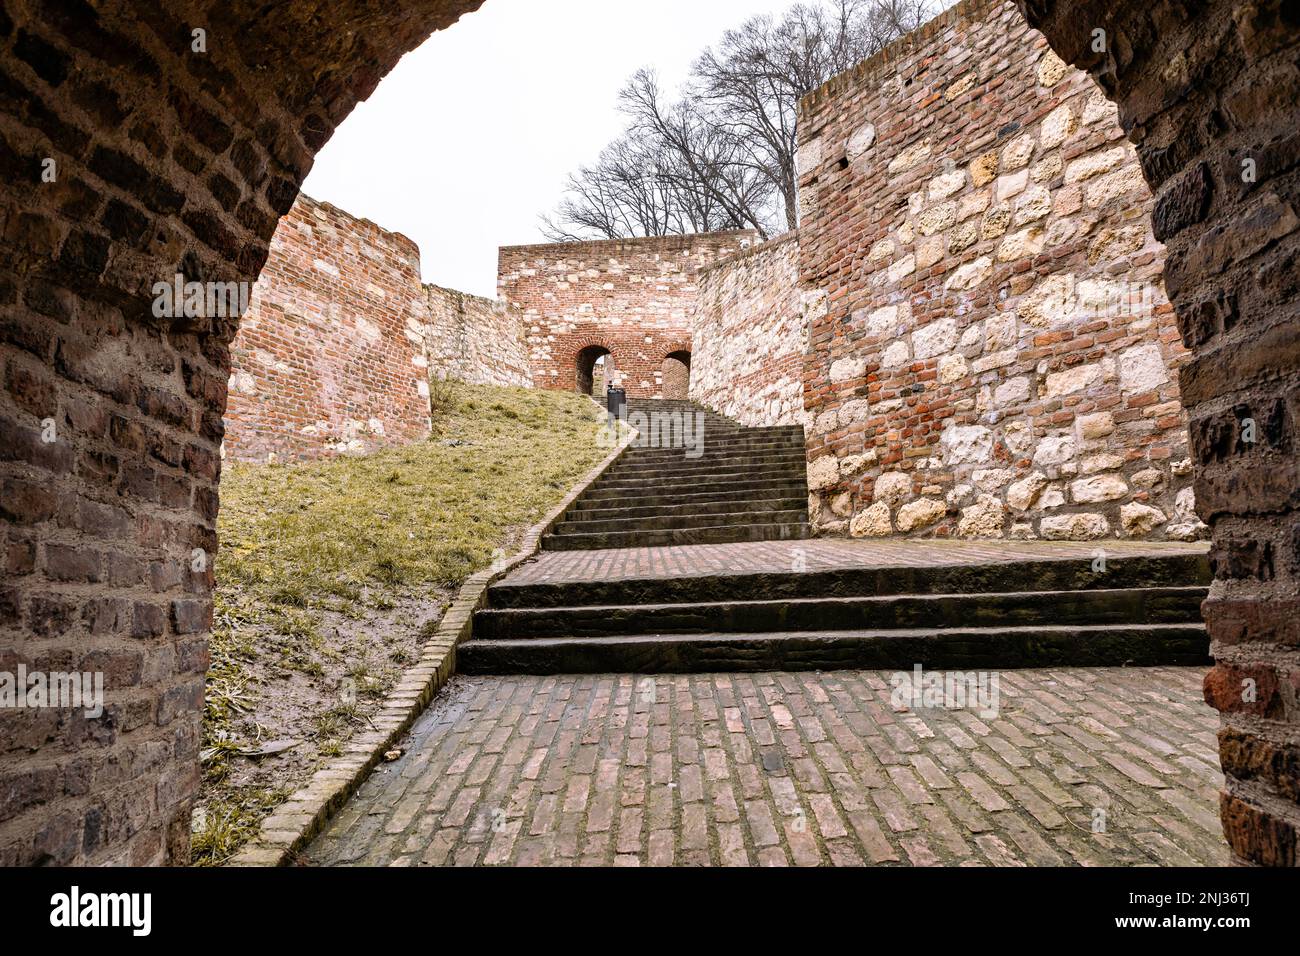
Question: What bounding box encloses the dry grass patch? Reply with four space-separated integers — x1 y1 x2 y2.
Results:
195 383 612 865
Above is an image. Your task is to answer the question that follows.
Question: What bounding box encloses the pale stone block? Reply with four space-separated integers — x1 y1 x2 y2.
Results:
850 501 892 537
913 318 959 360
1037 50 1068 87
1076 411 1115 439
1001 134 1036 171
940 424 994 464
1046 362 1103 397
945 256 993 291
1121 503 1167 536
1040 103 1077 149
808 455 840 491
938 353 968 384
970 151 999 187
896 498 947 532
994 376 1030 405
874 471 913 505
1071 474 1129 503
957 495 1006 537
882 340 911 368
829 356 867 383
1033 435 1076 466
1006 472 1049 511
1039 513 1109 539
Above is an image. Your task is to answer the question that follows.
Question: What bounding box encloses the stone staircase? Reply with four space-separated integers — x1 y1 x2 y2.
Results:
541 398 811 550
458 548 1212 675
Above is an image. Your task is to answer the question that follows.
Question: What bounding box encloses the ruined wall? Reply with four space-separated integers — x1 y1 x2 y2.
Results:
1021 0 1300 868
498 231 758 397
690 233 808 427
224 195 432 461
796 0 1200 543
422 284 532 388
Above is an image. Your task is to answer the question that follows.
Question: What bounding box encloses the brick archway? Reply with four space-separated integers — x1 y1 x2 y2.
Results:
1018 0 1300 866
661 349 692 400
0 0 485 866
0 0 1295 866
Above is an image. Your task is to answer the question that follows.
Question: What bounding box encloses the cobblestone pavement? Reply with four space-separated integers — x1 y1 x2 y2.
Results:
502 539 1209 586
304 666 1228 867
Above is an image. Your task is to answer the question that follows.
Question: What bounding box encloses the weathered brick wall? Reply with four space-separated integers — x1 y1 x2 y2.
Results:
498 231 758 397
796 0 1201 543
224 195 432 461
422 284 533 388
1020 0 1300 868
690 233 808 427
0 0 484 866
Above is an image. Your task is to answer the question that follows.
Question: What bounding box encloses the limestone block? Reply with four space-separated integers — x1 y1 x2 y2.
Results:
840 450 878 477
945 256 993 291
1006 472 1049 511
874 471 913 505
1014 186 1052 224
850 501 892 537
958 189 992 220
1121 502 1166 535
1031 154 1063 183
929 170 966 200
1080 453 1125 474
1118 343 1170 394
1065 146 1128 183
916 235 945 270
995 169 1029 201
1076 411 1115 439
1131 468 1164 489
888 139 932 176
830 356 867 383
848 123 877 159
985 311 1018 351
997 226 1045 261
808 455 840 490
1037 50 1068 87
868 238 895 262
970 151 999 187
957 495 1006 537
1039 513 1109 539
896 498 947 532
1018 274 1075 327
1071 474 1129 502
940 424 994 464
1040 103 1077 149
1033 434 1076 466
948 219 980 254
973 468 1014 492
882 340 911 368
1045 362 1103 397
981 205 1012 239
1001 134 1036 171
913 318 959 359
938 353 969 384
994 376 1030 405
917 202 957 236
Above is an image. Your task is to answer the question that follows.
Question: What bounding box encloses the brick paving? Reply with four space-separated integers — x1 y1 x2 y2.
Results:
502 538 1209 586
303 666 1228 867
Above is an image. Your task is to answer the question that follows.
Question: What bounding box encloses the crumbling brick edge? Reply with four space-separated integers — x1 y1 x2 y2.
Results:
228 403 636 866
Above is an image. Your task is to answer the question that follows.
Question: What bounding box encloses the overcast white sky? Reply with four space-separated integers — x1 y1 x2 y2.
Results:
301 0 809 297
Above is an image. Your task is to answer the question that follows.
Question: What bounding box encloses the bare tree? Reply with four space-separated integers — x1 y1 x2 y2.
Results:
543 0 942 241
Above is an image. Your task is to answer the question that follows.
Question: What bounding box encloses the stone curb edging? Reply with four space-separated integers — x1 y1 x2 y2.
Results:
228 404 636 866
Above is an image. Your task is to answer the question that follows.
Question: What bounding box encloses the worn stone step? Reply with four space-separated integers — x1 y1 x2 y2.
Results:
573 482 809 509
473 586 1206 639
554 507 810 536
605 455 807 481
540 521 812 551
456 623 1212 675
570 495 809 522
486 552 1212 608
616 443 806 463
594 465 806 491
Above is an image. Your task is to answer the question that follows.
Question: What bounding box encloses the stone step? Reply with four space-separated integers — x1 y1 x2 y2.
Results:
553 507 810 536
456 623 1212 675
540 521 812 551
593 465 806 491
617 440 806 460
472 586 1206 640
572 483 810 509
486 552 1211 608
604 455 807 481
567 496 809 522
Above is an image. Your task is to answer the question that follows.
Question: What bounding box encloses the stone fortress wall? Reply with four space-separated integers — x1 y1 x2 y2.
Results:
498 232 757 398
224 195 533 462
423 284 532 389
777 0 1199 542
689 232 807 427
225 0 1204 546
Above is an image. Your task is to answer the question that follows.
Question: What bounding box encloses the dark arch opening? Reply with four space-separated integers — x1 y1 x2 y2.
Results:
662 350 692 400
575 345 613 397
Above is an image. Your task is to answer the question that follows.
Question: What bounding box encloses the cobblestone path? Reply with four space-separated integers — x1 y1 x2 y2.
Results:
304 666 1227 867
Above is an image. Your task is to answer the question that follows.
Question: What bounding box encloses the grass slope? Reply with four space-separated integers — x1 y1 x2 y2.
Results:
195 383 612 865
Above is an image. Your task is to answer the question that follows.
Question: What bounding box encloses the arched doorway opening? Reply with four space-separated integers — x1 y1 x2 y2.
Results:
576 346 613 398
662 350 692 400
